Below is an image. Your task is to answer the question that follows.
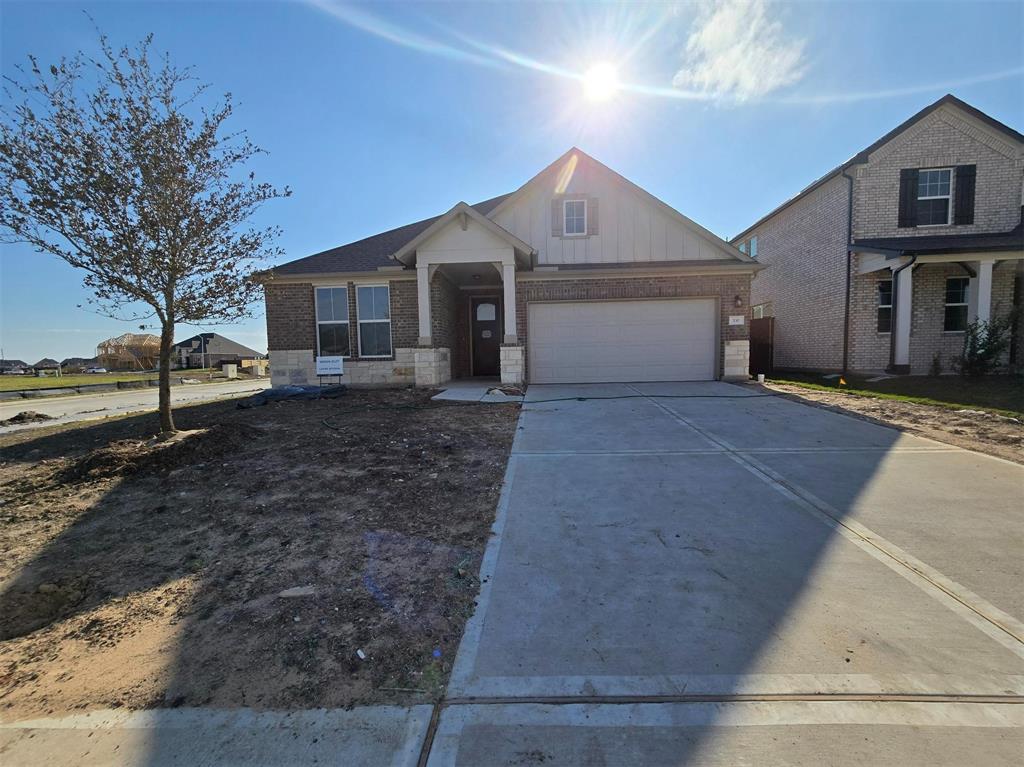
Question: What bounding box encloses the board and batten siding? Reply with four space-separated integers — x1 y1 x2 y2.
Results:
491 157 734 266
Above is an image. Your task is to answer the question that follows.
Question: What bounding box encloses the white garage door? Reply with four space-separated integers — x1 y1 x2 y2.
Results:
528 299 717 384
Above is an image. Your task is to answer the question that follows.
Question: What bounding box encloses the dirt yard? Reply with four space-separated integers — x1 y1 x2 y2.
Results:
766 383 1023 464
0 388 518 719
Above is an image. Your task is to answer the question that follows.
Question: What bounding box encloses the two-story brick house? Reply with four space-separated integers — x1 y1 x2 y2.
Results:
733 94 1024 375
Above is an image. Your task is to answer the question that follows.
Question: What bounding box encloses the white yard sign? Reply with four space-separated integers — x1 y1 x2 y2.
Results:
315 356 344 376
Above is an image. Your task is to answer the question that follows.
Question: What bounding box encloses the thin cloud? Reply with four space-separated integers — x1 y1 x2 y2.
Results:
303 1 1021 106
672 0 806 102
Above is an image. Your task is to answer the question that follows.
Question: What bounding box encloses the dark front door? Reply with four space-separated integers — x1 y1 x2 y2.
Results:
471 297 501 376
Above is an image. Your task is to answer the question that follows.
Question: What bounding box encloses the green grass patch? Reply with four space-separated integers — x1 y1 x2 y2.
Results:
771 373 1024 418
0 368 229 392
0 373 153 391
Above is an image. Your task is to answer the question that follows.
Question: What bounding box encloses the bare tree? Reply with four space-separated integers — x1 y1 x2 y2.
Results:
0 30 289 433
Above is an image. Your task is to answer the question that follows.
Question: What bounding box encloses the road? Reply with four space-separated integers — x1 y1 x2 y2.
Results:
0 379 271 433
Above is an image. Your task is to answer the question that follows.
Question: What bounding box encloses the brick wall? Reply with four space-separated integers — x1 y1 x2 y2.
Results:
515 273 751 378
748 174 850 371
853 108 1023 240
265 278 417 360
430 274 459 350
265 283 315 351
848 261 1017 374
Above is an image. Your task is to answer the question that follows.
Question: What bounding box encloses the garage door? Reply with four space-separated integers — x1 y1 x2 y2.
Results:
528 299 717 383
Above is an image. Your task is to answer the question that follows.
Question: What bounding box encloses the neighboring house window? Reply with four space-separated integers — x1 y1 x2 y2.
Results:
563 199 587 236
944 277 969 332
752 303 771 319
357 284 392 357
748 236 758 259
738 241 747 254
917 168 952 226
315 286 350 357
877 279 893 333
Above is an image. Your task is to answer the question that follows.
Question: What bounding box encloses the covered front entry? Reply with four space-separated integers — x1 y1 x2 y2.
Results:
528 298 718 383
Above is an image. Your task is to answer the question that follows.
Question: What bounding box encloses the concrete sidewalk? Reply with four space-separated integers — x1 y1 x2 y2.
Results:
0 379 271 433
0 707 432 767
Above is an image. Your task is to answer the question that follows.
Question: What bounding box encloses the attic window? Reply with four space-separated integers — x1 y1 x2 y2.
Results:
563 199 587 236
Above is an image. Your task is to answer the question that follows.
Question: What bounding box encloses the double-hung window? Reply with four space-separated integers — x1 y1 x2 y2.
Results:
748 236 758 259
944 277 969 332
563 199 587 236
315 287 350 356
877 279 893 333
917 169 952 226
357 285 392 357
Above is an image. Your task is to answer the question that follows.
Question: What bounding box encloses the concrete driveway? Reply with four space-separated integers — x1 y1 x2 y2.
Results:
434 382 1024 765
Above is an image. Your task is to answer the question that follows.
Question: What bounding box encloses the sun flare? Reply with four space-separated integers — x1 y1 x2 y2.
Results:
582 62 620 102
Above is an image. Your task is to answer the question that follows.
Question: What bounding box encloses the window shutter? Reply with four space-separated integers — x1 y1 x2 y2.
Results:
953 165 976 225
587 198 599 235
551 199 563 237
898 168 918 228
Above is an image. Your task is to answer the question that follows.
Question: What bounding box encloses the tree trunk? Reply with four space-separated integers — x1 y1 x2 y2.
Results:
158 320 176 434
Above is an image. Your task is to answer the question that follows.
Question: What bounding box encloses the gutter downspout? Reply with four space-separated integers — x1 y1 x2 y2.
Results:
887 254 917 373
841 171 854 373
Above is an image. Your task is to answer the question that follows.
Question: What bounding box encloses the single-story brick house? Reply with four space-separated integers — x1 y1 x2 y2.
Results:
260 149 761 387
732 94 1024 376
172 333 265 369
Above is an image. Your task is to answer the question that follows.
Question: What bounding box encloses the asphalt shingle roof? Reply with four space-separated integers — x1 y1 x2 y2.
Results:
272 193 511 276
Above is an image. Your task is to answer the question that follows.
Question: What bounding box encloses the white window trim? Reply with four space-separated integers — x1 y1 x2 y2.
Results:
943 276 969 334
356 283 394 358
563 199 587 237
877 278 893 335
916 167 952 227
314 285 351 358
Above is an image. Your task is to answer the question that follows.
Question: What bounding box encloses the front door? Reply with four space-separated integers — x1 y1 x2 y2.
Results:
471 297 501 376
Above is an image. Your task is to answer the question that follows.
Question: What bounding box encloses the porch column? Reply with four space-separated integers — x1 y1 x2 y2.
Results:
890 262 913 371
968 259 995 324
502 262 518 343
416 264 432 345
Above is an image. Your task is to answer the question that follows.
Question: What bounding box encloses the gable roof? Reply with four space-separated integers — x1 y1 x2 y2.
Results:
172 333 263 358
392 201 536 265
489 147 755 264
732 94 1024 243
271 193 510 276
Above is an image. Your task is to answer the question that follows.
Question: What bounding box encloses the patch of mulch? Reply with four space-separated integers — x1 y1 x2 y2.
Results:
0 388 519 718
766 383 1023 464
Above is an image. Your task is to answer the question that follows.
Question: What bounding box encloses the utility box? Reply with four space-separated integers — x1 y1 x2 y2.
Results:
223 364 238 379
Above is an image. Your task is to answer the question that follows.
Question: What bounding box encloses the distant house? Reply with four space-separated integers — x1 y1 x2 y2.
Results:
0 359 29 374
172 333 265 369
61 357 99 372
33 358 62 373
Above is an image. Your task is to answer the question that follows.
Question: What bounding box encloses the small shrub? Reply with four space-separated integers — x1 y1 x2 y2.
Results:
928 351 943 377
955 310 1017 377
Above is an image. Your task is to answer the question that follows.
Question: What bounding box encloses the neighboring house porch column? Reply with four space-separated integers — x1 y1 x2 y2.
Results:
967 258 995 325
890 261 914 372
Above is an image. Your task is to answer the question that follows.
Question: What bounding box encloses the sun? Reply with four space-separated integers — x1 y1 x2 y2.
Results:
582 62 620 102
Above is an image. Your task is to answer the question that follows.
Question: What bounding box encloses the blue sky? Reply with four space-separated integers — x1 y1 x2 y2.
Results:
1 0 1021 363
